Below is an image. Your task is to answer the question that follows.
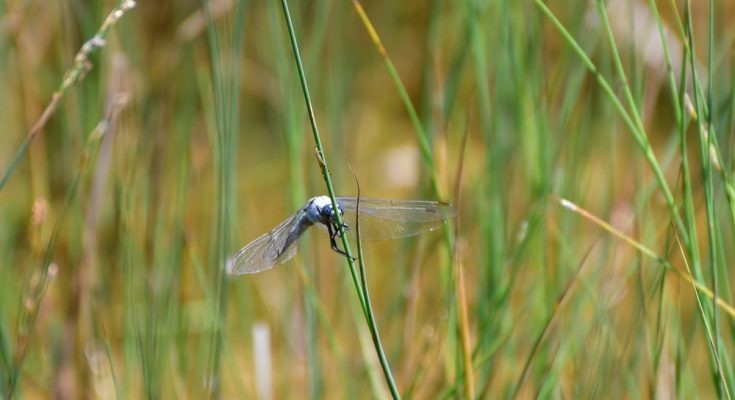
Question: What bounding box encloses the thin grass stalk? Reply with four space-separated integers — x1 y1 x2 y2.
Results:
353 177 401 400
558 192 735 398
594 1 647 134
5 97 126 397
119 169 140 398
673 15 714 377
349 5 460 291
203 1 228 393
202 0 245 396
350 0 439 196
160 70 197 400
535 5 735 390
673 228 731 400
647 0 682 124
0 312 8 395
658 0 735 249
77 57 127 398
619 7 735 356
453 113 474 399
534 0 688 245
295 266 358 398
102 332 121 399
278 1 403 397
278 0 365 311
554 196 735 319
651 248 670 400
700 0 728 352
419 0 442 138
0 0 136 191
595 20 725 385
511 243 595 400
349 2 458 387
188 233 254 395
706 0 713 134
442 11 472 126
703 0 722 382
682 1 732 394
467 0 509 392
504 6 558 389
593 1 693 249
265 1 321 393
455 213 473 399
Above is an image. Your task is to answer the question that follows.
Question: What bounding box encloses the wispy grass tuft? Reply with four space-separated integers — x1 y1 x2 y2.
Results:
452 111 474 399
554 195 735 321
351 0 439 196
201 0 247 397
5 90 128 398
353 172 401 399
0 0 136 192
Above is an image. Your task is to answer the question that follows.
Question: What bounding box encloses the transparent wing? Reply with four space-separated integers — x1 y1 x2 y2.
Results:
334 197 456 240
231 210 305 275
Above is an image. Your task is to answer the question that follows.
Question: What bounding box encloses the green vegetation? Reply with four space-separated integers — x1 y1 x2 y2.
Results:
1 0 734 398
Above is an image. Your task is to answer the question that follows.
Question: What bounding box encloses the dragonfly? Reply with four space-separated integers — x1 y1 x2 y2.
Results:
230 196 456 275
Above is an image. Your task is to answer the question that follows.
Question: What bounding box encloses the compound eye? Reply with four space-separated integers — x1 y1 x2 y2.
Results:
337 204 344 216
322 204 334 217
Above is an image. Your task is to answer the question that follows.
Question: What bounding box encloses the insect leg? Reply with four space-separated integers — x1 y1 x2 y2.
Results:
327 222 356 260
329 222 339 239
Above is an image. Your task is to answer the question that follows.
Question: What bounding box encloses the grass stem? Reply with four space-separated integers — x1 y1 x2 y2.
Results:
279 0 401 397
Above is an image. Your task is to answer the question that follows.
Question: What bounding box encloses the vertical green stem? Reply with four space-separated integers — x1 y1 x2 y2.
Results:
354 184 401 400
683 1 730 395
278 1 400 398
278 0 364 312
266 0 321 394
0 0 135 191
202 0 245 396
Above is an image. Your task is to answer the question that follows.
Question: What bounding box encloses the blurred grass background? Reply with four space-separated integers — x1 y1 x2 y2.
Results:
2 0 735 398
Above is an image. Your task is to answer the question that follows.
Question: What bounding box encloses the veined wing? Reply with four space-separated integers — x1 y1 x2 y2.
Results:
231 210 306 275
335 197 456 240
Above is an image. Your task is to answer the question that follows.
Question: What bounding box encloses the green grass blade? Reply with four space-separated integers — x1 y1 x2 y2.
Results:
278 0 401 397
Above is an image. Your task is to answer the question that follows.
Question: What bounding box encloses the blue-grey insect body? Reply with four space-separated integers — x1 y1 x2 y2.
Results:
303 196 352 258
231 196 456 275
305 195 344 225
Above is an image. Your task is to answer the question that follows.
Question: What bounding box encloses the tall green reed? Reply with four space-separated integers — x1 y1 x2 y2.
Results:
0 0 136 192
264 0 320 395
279 0 400 397
535 0 735 396
201 0 246 397
5 92 127 398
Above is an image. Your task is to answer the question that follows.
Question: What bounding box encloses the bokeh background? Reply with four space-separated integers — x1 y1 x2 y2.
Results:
1 0 735 398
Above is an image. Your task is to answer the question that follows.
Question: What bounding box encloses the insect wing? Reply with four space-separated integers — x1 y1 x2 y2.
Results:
231 211 304 275
335 197 455 240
